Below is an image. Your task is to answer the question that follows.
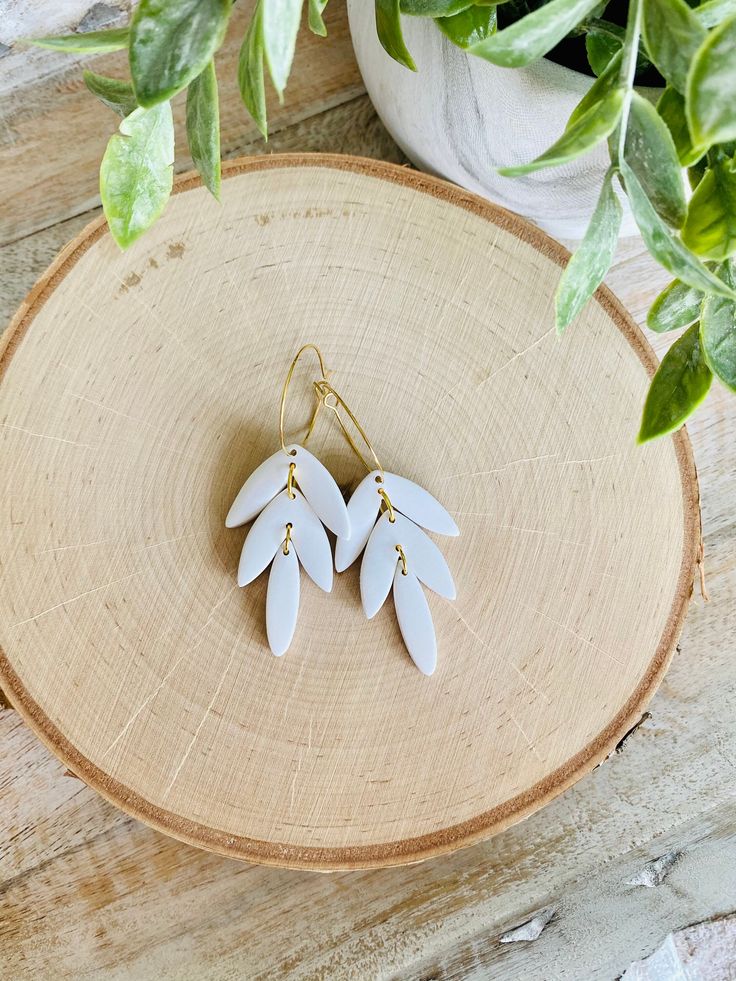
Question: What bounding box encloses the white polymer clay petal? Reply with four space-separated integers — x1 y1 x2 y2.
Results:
266 543 300 656
395 513 456 600
335 471 382 572
362 511 455 604
360 513 402 619
289 493 334 593
381 471 459 537
286 444 351 540
226 448 290 528
237 489 303 586
393 566 437 676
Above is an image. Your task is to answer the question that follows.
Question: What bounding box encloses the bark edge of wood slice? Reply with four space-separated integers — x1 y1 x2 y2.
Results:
0 154 700 870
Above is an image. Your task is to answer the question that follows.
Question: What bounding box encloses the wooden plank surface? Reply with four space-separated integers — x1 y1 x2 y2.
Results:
1 2 735 977
0 0 364 245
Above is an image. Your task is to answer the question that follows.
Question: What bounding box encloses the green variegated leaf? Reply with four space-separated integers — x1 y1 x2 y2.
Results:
700 261 736 392
687 14 736 147
238 1 268 137
83 70 137 117
638 323 712 442
436 4 497 46
625 92 687 228
567 49 622 128
700 260 736 390
308 0 329 35
376 0 417 69
648 280 703 332
467 0 601 67
100 103 174 249
262 0 304 97
555 171 622 333
621 160 736 298
657 86 703 167
130 0 231 107
27 28 129 53
689 157 709 190
401 0 473 11
186 61 221 199
682 158 736 260
641 0 706 92
695 0 736 29
498 88 624 177
585 27 622 75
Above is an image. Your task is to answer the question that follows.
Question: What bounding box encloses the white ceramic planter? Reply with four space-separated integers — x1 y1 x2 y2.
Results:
347 2 655 238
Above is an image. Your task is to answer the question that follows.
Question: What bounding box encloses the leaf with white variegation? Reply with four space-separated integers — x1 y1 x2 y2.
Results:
468 0 601 67
687 13 736 147
263 0 304 97
555 170 622 334
648 279 703 332
498 88 625 177
621 160 736 299
700 260 736 391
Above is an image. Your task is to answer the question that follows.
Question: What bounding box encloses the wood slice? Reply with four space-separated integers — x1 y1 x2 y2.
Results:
0 155 699 870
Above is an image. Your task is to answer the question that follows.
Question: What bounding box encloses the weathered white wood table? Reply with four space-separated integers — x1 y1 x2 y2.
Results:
1 4 735 978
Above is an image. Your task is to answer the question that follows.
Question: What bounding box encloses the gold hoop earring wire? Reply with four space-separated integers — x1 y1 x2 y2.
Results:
279 343 329 458
313 378 397 522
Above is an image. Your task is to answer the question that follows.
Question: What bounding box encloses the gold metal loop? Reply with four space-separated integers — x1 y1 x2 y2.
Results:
283 523 293 555
395 544 408 575
313 379 384 478
286 461 296 499
378 487 395 523
279 344 329 457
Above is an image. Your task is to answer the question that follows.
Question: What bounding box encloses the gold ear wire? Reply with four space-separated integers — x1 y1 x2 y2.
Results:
312 378 384 478
312 378 398 523
279 344 329 456
279 346 397 521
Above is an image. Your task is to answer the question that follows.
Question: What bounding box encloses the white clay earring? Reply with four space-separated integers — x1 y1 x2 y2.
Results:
314 379 459 676
226 346 351 657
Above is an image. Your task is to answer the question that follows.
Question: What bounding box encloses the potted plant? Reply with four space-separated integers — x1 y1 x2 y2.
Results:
28 0 736 442
350 0 663 240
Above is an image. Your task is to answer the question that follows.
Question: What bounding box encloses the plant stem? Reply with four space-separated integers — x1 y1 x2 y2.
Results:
615 0 642 164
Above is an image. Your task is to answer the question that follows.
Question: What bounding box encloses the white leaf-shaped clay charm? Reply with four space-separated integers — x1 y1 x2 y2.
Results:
360 512 455 617
334 472 382 572
381 472 459 537
226 449 289 528
290 497 333 593
360 515 401 619
266 543 300 656
391 513 456 600
393 566 437 676
286 444 351 540
238 489 304 586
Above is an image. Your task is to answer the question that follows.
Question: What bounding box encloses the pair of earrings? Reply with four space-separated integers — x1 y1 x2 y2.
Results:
225 345 459 676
